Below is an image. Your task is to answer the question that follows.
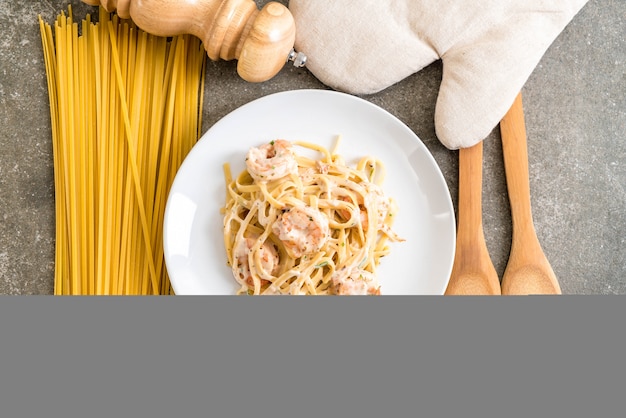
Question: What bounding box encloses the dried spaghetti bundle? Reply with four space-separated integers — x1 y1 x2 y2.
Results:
39 7 206 294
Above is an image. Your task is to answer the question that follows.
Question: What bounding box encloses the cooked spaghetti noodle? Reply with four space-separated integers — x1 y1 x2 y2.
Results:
222 138 404 295
39 6 206 294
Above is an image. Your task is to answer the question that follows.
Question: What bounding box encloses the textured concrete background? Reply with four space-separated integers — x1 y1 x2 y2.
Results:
0 0 624 294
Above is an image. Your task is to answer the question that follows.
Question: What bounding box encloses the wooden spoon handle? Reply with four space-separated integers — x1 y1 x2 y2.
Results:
500 93 534 234
457 142 486 241
81 0 301 82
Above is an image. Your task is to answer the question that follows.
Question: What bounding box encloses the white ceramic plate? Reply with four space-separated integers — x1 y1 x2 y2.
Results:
163 89 455 295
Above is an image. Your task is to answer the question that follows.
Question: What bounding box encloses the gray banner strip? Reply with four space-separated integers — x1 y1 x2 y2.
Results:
0 295 624 418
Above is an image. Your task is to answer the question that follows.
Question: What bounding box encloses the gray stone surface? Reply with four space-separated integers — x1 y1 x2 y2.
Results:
0 0 624 294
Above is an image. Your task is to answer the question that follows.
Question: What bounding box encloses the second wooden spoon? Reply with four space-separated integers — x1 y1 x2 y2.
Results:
500 92 562 295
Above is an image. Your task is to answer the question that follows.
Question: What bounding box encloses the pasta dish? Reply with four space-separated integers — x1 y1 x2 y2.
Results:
221 138 404 295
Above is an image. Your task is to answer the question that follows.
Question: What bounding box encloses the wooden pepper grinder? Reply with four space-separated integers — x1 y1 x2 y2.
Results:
81 0 306 82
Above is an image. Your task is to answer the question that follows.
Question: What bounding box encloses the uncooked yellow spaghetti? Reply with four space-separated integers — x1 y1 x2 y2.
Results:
39 6 206 294
222 138 404 295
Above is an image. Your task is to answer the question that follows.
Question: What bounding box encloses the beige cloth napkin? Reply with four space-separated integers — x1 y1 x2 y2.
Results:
289 0 588 149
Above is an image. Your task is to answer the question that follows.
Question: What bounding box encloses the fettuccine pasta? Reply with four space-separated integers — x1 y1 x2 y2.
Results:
40 6 206 295
222 138 404 295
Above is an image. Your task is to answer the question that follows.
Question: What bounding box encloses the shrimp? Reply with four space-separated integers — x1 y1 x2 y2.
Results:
246 139 298 182
272 205 330 258
337 183 404 242
362 182 390 228
331 267 381 295
233 235 280 289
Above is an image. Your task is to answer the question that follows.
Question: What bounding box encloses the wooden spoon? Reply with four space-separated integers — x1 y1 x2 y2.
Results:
500 92 562 294
445 140 501 295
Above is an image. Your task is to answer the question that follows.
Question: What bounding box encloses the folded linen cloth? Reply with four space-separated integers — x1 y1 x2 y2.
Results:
289 0 589 149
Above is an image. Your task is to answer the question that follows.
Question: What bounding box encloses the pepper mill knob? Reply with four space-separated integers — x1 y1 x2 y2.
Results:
81 0 305 82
